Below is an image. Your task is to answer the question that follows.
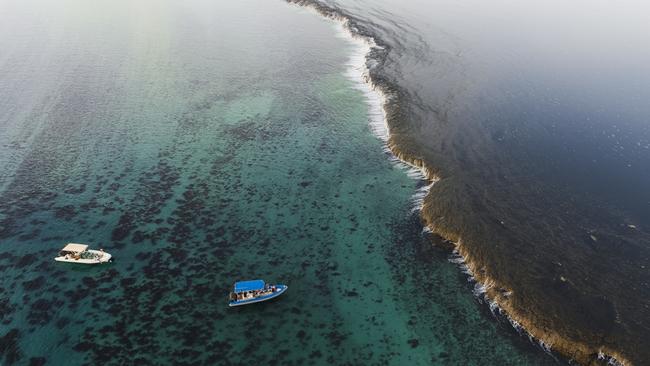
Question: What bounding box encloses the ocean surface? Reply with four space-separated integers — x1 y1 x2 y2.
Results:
0 0 561 365
292 0 650 364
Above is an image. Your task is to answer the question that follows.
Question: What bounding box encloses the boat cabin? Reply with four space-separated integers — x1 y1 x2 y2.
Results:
58 243 90 259
230 280 278 300
228 279 288 306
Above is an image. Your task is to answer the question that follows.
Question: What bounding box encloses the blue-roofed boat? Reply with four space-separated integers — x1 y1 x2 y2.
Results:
228 279 288 307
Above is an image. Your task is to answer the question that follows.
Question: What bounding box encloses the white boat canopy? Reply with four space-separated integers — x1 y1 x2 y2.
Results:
61 243 88 253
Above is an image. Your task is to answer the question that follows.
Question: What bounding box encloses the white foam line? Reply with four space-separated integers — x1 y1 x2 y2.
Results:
326 16 437 215
448 247 627 364
332 21 390 142
598 351 626 366
447 247 562 359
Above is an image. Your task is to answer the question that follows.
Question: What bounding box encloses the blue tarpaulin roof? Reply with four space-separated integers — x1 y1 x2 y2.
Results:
234 280 265 293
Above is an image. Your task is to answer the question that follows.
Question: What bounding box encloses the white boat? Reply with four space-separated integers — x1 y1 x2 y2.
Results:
54 243 112 264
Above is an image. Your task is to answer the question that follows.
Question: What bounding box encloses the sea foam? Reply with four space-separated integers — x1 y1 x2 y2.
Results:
328 14 436 215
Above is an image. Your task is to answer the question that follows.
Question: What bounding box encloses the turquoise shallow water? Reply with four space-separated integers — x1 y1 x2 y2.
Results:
0 0 555 364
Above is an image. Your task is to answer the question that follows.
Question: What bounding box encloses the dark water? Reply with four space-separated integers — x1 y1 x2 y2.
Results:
0 0 561 365
303 0 650 363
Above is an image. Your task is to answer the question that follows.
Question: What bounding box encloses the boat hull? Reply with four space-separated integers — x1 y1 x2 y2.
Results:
229 285 287 307
54 250 112 264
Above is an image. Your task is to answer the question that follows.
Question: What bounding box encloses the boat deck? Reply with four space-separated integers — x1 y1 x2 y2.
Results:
229 284 287 307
